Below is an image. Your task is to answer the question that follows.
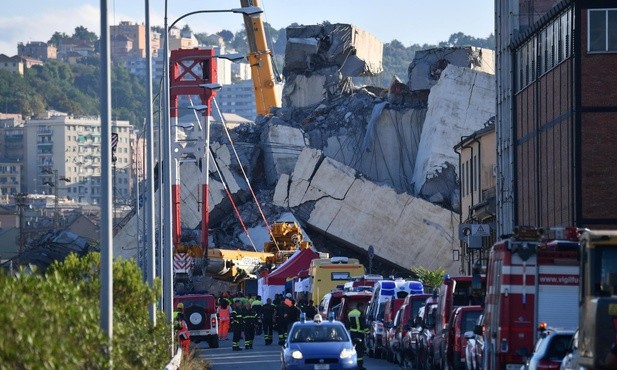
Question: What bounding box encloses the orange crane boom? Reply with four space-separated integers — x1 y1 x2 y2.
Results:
240 0 281 116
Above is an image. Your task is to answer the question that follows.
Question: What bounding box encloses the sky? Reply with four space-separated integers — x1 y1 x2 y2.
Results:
0 0 494 56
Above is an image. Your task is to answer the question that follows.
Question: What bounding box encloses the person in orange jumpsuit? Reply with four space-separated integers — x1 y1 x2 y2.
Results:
217 299 232 340
176 316 191 359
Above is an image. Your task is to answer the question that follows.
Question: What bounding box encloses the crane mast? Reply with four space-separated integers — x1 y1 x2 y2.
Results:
240 0 281 116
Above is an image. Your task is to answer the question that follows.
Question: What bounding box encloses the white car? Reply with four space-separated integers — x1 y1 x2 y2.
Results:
521 325 574 370
559 329 580 370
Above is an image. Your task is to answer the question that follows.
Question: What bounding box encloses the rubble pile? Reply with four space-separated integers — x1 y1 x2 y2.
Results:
114 25 496 275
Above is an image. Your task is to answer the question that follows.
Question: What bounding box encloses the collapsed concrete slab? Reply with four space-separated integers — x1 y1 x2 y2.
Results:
276 147 459 274
324 104 426 194
261 120 309 186
281 66 354 108
412 64 496 206
284 24 383 77
408 46 494 91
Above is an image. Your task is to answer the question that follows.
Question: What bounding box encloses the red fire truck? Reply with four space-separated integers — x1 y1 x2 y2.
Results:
483 227 580 370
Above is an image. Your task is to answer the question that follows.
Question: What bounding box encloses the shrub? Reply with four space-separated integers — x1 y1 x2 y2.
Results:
0 252 172 369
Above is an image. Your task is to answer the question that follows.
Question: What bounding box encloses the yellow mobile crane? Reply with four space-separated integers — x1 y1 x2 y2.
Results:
240 0 281 116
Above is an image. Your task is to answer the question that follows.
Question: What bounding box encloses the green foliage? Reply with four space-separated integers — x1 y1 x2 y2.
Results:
0 252 171 369
0 60 146 127
411 266 446 291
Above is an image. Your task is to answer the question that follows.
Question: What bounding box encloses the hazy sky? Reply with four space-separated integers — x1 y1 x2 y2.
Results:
0 0 494 56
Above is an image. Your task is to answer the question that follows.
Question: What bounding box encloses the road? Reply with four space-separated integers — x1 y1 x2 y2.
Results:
195 336 402 370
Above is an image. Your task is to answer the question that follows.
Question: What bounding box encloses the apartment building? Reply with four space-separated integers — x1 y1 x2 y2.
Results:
496 0 617 232
110 21 147 59
0 158 21 198
216 79 257 120
22 112 133 205
0 115 24 161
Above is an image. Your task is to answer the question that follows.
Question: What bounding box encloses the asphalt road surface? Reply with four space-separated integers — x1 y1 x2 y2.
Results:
195 334 402 370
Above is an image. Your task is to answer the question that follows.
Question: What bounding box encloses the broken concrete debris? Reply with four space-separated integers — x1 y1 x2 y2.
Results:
408 46 494 91
282 23 383 109
113 22 496 275
284 23 383 77
275 147 459 274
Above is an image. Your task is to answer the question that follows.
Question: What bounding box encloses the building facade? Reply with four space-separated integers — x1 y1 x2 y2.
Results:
216 80 257 120
17 41 57 60
455 119 496 272
0 54 24 75
497 0 617 232
110 21 147 59
0 159 21 198
22 112 133 205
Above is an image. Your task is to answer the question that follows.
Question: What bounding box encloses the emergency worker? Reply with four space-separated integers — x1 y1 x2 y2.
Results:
217 299 232 340
348 302 368 370
261 298 276 345
251 295 263 335
175 314 191 359
231 301 244 351
173 302 184 320
275 296 288 345
285 299 302 334
302 299 318 319
243 302 258 349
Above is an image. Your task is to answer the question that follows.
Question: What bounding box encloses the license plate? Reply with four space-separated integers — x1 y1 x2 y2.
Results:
506 365 522 370
314 365 329 370
189 330 211 336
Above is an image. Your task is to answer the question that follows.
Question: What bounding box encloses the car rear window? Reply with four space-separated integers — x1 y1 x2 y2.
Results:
545 334 573 360
183 297 215 311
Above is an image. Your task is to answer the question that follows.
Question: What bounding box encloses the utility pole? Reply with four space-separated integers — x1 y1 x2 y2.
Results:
15 193 28 258
42 169 70 229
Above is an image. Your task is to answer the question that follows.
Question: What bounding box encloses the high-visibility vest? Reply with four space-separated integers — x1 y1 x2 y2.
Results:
177 320 190 342
348 309 364 333
218 306 231 321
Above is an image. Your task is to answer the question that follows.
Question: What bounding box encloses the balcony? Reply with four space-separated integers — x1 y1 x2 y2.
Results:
5 135 23 142
471 187 496 222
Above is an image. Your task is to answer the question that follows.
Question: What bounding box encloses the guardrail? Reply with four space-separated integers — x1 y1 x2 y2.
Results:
163 347 183 370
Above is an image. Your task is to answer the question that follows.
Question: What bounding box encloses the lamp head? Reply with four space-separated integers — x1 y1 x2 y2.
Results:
215 53 245 63
231 6 263 16
198 83 222 91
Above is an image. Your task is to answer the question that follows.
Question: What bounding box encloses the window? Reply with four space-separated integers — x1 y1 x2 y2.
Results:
588 9 617 52
331 272 350 280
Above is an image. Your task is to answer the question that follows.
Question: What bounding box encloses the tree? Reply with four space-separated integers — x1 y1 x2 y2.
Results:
73 26 98 43
48 31 70 47
217 29 234 43
181 24 192 36
411 266 445 291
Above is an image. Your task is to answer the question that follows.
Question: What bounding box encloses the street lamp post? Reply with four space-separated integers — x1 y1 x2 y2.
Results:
161 5 263 331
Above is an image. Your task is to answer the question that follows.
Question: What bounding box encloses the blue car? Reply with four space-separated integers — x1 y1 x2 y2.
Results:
281 314 358 370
